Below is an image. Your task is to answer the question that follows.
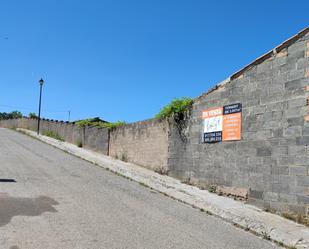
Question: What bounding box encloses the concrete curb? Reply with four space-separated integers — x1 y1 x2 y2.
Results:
18 128 309 249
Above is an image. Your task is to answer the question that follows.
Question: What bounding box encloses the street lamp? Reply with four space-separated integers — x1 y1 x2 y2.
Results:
37 78 44 135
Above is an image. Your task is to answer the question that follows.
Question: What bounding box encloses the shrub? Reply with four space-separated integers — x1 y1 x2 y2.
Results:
155 97 193 119
75 117 104 128
103 121 126 131
76 118 125 131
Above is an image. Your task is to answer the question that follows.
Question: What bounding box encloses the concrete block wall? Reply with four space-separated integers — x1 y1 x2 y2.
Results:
0 118 109 155
1 29 308 216
109 119 169 171
0 117 169 171
168 31 309 215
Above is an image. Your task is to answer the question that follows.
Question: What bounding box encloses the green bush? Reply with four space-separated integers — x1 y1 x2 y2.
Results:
76 118 125 131
103 121 126 131
42 130 64 141
75 118 105 128
155 97 193 119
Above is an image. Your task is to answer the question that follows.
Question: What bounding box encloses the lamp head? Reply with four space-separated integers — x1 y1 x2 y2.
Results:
39 78 44 86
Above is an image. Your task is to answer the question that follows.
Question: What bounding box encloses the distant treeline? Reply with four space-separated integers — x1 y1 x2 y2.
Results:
0 111 23 120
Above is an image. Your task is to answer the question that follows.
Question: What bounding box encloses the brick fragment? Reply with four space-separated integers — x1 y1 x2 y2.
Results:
305 115 309 122
276 50 288 58
235 74 244 80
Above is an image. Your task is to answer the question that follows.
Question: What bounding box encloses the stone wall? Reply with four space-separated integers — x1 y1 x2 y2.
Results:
168 31 309 215
1 29 308 216
0 118 109 155
109 119 169 171
0 118 169 171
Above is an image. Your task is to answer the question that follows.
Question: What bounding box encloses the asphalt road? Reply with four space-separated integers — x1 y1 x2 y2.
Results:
0 128 279 249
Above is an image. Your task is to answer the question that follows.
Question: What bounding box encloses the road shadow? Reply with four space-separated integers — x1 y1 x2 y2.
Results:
0 195 59 227
0 179 16 182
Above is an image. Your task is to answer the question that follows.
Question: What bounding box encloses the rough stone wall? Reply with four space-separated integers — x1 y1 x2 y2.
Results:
1 30 308 216
0 118 109 155
109 119 169 171
168 32 309 215
0 118 169 170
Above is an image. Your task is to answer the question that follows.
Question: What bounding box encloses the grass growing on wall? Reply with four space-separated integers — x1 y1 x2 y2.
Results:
155 97 193 142
103 121 126 131
76 118 125 131
42 130 65 141
155 97 193 119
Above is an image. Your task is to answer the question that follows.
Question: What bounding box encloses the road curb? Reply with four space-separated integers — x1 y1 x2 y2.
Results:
17 128 309 249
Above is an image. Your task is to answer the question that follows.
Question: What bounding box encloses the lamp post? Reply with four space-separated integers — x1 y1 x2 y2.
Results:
37 78 44 135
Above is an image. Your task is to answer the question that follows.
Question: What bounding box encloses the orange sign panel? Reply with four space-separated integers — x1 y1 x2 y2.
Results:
222 112 241 141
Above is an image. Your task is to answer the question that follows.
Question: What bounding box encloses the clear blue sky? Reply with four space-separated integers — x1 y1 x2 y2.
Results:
0 0 308 122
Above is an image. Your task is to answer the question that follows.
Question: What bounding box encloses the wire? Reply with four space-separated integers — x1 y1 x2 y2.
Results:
0 104 69 113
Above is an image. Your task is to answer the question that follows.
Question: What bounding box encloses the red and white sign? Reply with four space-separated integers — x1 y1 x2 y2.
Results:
202 103 242 143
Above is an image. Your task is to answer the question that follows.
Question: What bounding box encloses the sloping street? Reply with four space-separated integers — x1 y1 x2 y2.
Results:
0 128 279 249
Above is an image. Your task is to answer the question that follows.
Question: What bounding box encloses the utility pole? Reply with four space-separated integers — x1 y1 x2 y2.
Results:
68 110 71 122
37 78 44 135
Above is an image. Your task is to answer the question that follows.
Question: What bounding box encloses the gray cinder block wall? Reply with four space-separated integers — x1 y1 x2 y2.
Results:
1 28 308 216
168 28 309 215
0 118 110 155
109 119 169 171
0 117 169 171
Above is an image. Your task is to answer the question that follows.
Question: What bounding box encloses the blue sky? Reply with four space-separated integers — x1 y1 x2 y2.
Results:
0 0 308 122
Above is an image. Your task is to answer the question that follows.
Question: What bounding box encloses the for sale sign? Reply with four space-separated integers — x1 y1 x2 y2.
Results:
202 103 242 143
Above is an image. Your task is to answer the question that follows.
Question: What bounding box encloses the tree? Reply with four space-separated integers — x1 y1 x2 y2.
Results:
0 111 23 120
10 111 22 119
0 112 9 120
29 112 38 119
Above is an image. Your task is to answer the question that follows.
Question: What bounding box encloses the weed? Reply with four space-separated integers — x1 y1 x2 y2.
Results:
42 130 64 141
120 152 128 162
261 230 271 241
282 212 309 227
139 182 148 187
154 166 168 175
76 139 83 148
103 121 126 131
181 176 191 185
208 185 217 193
155 97 193 119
